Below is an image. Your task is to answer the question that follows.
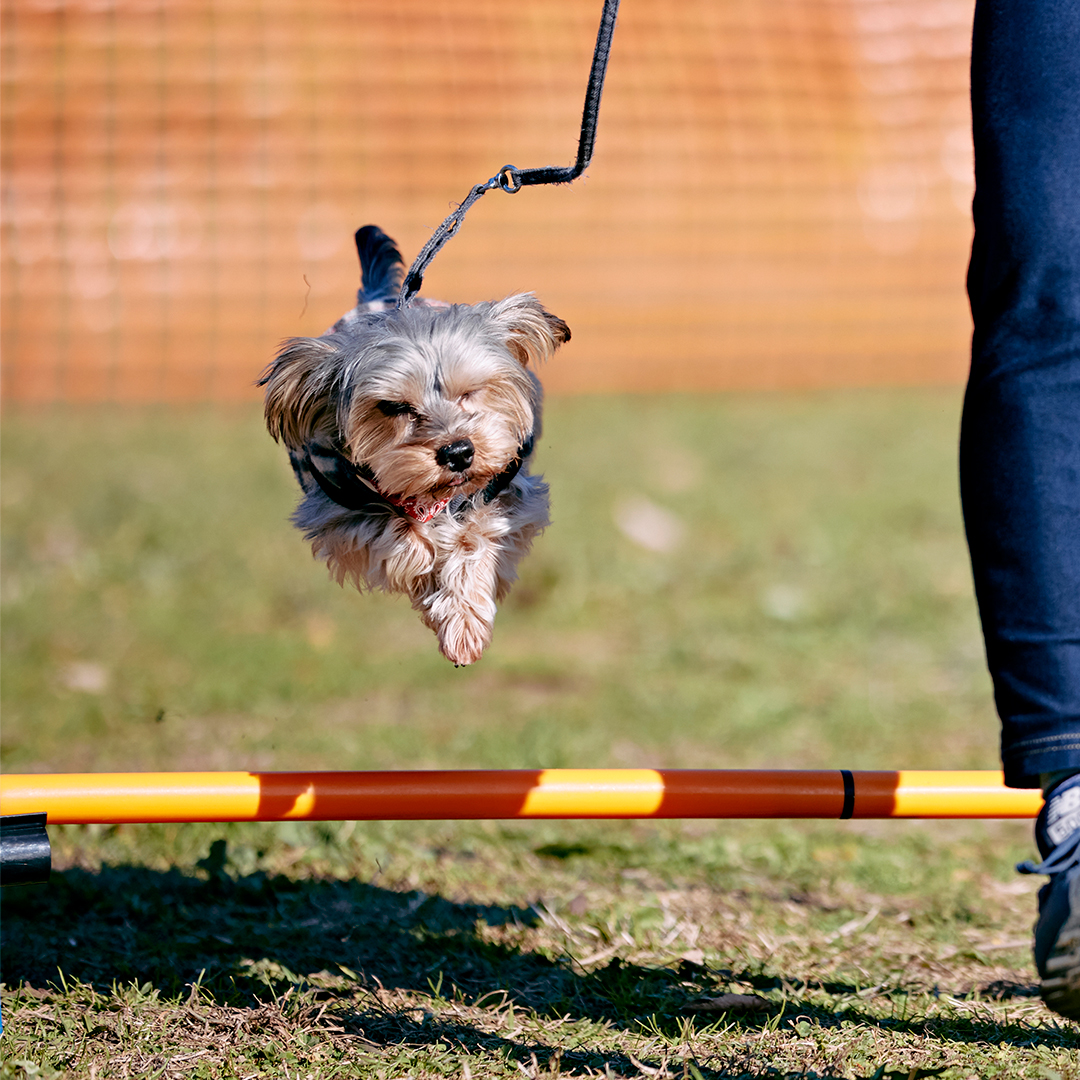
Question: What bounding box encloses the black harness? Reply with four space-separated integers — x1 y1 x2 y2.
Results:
289 434 535 522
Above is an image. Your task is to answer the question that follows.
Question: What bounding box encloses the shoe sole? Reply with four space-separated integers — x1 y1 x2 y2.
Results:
1042 925 1080 1021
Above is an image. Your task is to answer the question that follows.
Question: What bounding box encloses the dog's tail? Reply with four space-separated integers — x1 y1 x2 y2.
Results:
355 225 405 307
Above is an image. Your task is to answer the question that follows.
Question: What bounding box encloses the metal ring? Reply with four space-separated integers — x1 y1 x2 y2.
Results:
498 165 522 193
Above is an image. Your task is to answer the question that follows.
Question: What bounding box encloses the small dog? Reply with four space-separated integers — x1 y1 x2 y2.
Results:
261 226 570 665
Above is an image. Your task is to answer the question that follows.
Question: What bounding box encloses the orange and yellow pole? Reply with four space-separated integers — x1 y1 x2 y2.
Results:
0 769 1043 824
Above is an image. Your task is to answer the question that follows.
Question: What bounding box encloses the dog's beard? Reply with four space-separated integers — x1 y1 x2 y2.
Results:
353 425 523 503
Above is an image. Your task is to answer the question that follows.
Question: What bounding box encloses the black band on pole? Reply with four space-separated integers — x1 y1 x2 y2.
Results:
839 770 855 820
398 0 620 307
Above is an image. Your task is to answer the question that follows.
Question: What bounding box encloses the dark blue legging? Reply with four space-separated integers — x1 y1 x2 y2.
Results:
961 0 1080 787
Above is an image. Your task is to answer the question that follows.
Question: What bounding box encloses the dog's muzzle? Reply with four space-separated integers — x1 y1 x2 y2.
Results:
292 432 534 523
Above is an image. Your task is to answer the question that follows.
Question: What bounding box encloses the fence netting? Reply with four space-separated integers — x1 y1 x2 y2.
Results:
2 0 975 402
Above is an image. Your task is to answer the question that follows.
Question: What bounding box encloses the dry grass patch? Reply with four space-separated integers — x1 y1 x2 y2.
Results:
2 820 1077 1078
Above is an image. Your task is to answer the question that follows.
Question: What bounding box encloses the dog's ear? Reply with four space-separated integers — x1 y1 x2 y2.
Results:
487 293 570 368
259 337 339 448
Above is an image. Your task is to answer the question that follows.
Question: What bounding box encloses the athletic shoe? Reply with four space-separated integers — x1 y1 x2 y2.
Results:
1019 775 1080 1021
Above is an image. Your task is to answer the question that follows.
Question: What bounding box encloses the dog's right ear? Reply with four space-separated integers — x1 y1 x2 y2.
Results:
487 293 571 368
259 337 338 448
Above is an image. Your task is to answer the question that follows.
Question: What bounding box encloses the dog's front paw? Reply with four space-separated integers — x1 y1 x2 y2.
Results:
437 609 493 666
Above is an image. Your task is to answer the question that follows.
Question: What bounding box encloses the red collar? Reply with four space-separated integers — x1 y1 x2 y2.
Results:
382 490 454 523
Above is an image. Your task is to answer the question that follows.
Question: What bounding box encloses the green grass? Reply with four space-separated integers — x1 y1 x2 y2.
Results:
0 391 995 775
2 390 1076 1077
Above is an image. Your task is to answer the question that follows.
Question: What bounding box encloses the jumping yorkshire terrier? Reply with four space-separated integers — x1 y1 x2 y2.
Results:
260 226 570 665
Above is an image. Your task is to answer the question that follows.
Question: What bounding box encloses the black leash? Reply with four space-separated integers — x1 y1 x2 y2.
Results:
398 0 621 308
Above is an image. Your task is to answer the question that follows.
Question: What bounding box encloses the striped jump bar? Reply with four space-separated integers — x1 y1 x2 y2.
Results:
0 770 1042 825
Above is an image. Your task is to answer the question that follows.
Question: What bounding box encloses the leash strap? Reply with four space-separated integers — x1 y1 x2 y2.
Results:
398 0 621 307
290 444 392 515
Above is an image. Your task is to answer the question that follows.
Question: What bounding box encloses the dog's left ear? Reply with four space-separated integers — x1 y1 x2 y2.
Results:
488 293 570 367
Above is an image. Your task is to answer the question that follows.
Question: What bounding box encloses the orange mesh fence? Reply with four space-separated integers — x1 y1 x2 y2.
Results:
1 0 975 403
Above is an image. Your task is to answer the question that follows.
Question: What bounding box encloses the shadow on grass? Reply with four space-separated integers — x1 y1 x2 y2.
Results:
2 857 1074 1074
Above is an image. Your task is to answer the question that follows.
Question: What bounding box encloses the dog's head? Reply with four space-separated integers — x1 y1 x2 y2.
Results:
262 293 569 507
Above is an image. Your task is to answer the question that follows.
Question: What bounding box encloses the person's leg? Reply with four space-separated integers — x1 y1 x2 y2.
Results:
961 0 1080 1017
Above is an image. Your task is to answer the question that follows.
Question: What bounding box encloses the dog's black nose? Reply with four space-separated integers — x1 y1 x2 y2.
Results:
435 439 474 472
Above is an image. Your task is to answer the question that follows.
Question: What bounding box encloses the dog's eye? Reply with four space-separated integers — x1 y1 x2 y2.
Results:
376 400 418 418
